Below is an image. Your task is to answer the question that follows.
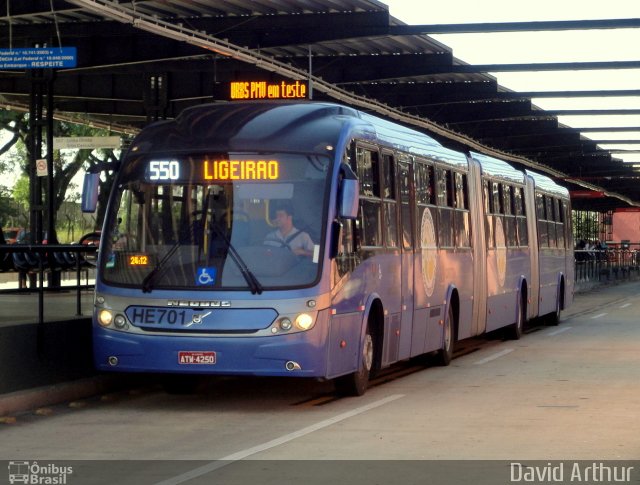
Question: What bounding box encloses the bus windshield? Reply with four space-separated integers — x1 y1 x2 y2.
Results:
101 152 331 291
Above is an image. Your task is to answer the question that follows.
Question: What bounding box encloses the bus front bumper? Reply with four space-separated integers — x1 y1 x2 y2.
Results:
93 325 328 377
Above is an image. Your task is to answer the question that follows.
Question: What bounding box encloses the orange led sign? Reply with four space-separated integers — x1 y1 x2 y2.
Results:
128 254 150 266
204 160 279 180
230 81 307 100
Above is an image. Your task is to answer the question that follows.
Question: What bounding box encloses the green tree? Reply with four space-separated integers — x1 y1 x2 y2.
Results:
12 176 30 207
0 111 27 162
1 109 129 240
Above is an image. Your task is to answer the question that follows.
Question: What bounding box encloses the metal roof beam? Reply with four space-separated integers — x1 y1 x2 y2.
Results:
288 53 454 83
462 119 560 138
545 109 640 116
347 80 499 104
0 9 392 48
484 134 584 151
387 18 640 34
499 89 640 99
574 127 640 132
413 100 535 124
589 140 640 144
413 60 640 74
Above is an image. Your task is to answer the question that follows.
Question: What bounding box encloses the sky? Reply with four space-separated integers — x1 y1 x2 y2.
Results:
383 0 640 163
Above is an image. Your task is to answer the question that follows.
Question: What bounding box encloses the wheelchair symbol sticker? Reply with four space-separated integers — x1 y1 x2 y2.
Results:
196 267 217 286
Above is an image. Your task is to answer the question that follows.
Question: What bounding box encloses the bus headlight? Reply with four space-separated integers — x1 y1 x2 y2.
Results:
98 309 113 327
294 313 314 331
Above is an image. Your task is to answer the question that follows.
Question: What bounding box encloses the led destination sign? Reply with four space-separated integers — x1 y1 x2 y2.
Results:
230 80 307 100
146 159 280 182
204 160 279 180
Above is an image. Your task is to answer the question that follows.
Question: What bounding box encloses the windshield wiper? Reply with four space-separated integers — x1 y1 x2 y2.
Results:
141 242 180 293
208 222 263 295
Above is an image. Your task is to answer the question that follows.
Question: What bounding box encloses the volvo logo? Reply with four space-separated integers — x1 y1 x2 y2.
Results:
167 300 231 308
184 311 212 328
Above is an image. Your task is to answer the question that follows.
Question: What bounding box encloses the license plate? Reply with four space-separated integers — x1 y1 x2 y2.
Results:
178 351 216 365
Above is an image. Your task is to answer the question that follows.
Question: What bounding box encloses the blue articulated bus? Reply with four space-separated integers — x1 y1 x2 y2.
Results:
83 101 573 395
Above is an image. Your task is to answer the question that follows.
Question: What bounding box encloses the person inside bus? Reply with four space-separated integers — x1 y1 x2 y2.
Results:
264 201 314 257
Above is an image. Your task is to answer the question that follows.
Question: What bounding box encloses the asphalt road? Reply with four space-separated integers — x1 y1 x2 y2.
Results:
1 281 639 484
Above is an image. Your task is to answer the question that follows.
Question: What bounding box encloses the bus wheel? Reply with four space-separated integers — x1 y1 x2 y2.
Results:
507 296 526 340
435 305 455 366
335 324 374 396
546 293 561 326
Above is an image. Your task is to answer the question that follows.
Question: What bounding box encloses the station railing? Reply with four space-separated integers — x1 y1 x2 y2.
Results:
0 243 98 325
574 248 640 286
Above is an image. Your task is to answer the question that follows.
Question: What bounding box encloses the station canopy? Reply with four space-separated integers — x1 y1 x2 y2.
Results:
1 0 639 210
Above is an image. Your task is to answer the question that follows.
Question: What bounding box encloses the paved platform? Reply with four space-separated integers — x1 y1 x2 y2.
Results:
1 278 639 418
0 270 94 326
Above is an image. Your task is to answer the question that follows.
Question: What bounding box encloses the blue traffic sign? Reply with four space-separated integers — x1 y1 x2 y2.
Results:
0 47 77 69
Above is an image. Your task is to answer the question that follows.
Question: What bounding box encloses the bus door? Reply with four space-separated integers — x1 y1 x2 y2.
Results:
524 175 540 319
397 159 415 360
467 157 487 336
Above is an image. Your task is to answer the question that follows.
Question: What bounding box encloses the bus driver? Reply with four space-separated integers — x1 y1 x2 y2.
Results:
264 202 314 257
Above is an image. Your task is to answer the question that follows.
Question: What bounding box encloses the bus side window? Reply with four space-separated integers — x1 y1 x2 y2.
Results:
334 149 361 278
399 160 413 250
546 195 557 248
483 180 494 248
382 153 398 248
483 179 491 213
503 184 517 247
381 153 396 200
436 168 454 208
536 193 549 247
492 182 501 215
415 162 435 205
556 198 565 249
356 147 380 198
436 167 454 247
356 147 382 247
455 172 468 210
514 186 528 246
455 172 471 248
335 219 360 279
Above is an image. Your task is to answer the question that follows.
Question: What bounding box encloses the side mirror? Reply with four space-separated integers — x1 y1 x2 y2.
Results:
81 173 99 213
338 164 359 219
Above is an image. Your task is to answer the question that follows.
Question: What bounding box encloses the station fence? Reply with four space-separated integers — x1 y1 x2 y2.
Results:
574 248 640 287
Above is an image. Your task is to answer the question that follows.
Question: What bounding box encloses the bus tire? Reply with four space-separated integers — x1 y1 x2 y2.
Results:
435 304 455 366
335 322 374 396
546 291 562 326
507 295 526 340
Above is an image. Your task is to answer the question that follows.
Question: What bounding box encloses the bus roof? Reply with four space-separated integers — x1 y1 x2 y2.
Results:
469 151 525 184
525 169 570 198
128 101 469 171
128 101 359 156
358 112 468 168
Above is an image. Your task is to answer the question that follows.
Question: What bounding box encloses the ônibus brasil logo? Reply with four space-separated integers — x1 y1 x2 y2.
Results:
7 461 73 484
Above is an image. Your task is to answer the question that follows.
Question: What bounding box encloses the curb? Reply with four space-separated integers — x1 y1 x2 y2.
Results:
0 375 117 417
